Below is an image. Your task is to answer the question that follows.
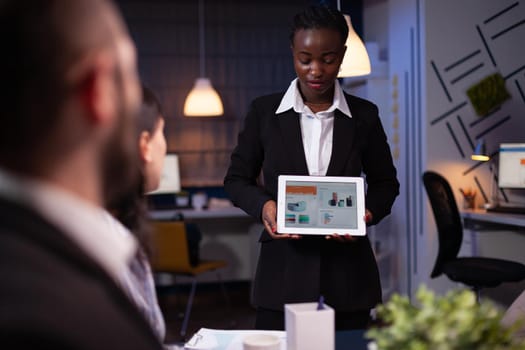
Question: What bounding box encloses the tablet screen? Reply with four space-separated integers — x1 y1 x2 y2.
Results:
277 175 366 235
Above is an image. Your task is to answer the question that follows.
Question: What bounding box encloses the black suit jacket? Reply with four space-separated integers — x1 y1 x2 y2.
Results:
224 92 399 312
0 197 163 349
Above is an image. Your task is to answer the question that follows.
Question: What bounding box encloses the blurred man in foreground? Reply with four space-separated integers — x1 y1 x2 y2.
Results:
0 0 163 348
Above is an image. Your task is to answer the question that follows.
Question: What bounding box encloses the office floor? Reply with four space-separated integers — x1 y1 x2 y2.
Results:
157 281 256 344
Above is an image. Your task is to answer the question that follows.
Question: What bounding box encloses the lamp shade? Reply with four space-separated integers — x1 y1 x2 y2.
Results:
183 78 224 117
471 139 490 161
338 14 371 78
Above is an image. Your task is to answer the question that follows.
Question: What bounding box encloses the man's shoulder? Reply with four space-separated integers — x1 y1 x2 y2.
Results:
0 279 161 349
0 197 89 267
0 198 162 349
0 197 110 297
0 235 162 349
0 199 108 310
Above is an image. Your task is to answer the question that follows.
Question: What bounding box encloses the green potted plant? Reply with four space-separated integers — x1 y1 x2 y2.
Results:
366 285 525 350
466 73 511 117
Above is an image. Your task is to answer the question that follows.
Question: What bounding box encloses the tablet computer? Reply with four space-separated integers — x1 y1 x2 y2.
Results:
276 175 366 236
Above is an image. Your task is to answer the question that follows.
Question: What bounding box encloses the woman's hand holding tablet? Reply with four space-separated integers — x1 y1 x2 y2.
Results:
262 200 301 240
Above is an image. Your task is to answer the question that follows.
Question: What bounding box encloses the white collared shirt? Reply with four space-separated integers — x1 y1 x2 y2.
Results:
0 169 137 282
276 78 352 176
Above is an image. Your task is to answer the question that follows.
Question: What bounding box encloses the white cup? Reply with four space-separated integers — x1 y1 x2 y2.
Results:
242 334 281 350
192 192 208 211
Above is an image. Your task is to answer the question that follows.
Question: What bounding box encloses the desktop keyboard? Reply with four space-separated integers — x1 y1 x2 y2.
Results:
486 205 525 215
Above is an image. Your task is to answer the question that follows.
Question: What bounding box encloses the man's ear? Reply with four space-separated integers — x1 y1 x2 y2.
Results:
139 131 152 163
77 52 116 125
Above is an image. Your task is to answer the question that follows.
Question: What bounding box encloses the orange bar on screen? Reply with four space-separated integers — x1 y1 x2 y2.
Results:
286 185 317 195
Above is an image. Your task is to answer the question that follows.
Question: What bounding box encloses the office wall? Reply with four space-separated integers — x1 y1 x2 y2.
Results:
116 0 307 186
425 0 525 305
363 0 389 60
388 0 525 298
117 0 367 187
426 0 525 207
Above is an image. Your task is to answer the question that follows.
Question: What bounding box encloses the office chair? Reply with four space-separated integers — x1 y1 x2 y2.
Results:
422 171 525 300
150 220 230 339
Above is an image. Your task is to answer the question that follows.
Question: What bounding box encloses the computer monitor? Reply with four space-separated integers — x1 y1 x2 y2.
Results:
149 154 181 194
498 143 525 189
147 154 183 210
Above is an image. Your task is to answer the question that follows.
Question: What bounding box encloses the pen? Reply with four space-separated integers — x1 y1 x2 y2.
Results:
317 295 325 310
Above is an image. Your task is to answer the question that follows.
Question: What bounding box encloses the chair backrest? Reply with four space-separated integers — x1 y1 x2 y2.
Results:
422 171 464 278
150 221 193 273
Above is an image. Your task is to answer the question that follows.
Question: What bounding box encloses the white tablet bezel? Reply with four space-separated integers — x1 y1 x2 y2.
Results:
276 175 366 236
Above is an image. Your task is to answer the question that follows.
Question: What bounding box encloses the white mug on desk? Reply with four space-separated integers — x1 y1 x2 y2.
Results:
243 334 281 350
192 192 208 211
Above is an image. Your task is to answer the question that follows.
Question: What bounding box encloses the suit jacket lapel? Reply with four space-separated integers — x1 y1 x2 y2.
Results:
326 109 356 176
277 109 309 174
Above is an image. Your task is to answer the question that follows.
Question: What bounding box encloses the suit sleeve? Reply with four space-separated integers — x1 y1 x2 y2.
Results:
224 100 272 222
362 105 400 225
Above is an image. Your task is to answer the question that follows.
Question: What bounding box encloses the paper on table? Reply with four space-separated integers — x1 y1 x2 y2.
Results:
184 328 286 350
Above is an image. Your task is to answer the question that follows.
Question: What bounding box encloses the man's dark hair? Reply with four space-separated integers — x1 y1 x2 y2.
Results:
289 5 348 45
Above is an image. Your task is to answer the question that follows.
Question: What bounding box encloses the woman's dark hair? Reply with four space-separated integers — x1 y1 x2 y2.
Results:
289 5 348 45
109 84 164 257
138 84 163 137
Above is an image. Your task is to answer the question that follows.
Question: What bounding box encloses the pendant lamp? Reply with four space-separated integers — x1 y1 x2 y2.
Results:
183 0 223 117
336 1 371 78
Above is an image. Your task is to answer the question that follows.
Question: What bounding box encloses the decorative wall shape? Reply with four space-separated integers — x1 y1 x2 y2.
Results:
426 0 525 206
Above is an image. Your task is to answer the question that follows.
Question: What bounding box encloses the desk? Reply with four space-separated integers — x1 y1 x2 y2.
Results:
150 207 262 282
461 209 525 306
150 206 249 221
461 209 525 232
183 328 369 350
